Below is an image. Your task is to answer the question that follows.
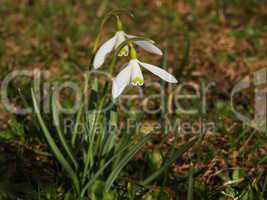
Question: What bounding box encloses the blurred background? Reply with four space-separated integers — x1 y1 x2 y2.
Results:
0 0 267 199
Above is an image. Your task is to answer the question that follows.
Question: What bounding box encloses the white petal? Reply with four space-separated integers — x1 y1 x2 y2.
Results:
125 34 163 56
93 34 117 69
124 33 137 39
140 61 178 83
115 31 127 48
115 31 129 56
112 63 131 99
130 59 144 86
134 41 163 56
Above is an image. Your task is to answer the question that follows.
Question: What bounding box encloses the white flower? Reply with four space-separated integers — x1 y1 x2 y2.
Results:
112 59 178 99
93 31 163 69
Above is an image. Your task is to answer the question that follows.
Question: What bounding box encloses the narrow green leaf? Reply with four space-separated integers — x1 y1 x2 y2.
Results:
82 92 107 183
81 134 151 197
102 111 117 156
80 139 137 197
160 49 168 121
31 89 80 193
71 103 84 147
187 164 194 200
104 134 151 192
52 94 78 169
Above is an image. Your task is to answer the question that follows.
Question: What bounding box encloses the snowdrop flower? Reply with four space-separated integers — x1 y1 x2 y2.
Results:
112 47 177 99
93 19 163 69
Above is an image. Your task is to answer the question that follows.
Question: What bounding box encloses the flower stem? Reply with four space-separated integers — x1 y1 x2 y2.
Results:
130 43 137 59
116 16 123 31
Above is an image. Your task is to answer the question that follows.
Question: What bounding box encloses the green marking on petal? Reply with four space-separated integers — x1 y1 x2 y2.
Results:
132 76 144 86
118 46 129 57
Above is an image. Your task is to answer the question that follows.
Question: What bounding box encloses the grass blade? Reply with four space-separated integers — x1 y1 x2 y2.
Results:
141 137 198 186
177 31 190 78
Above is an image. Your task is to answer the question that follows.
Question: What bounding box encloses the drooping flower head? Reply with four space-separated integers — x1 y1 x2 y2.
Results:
112 45 177 99
93 17 163 69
